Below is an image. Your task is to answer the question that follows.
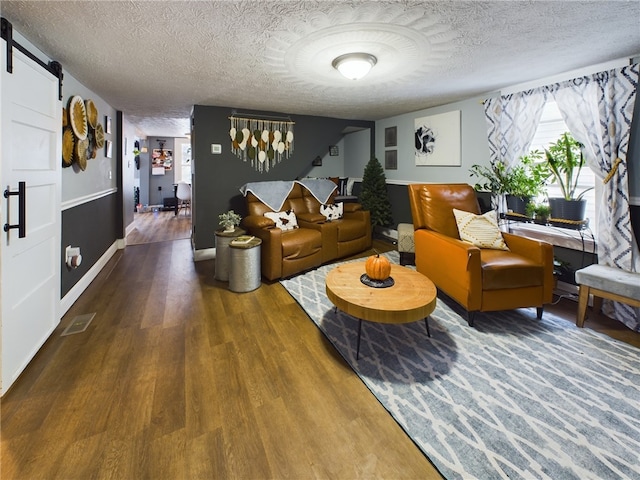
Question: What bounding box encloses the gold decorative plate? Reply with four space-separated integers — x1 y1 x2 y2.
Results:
75 137 89 170
62 127 74 166
85 99 98 128
69 95 88 140
94 123 105 148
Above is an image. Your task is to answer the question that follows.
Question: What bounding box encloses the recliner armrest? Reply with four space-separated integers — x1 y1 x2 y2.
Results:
242 215 275 230
503 232 554 302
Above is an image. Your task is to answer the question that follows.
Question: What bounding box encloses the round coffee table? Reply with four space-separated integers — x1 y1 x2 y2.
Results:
325 261 437 359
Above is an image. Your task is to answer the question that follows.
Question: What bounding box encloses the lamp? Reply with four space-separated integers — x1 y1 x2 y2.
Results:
332 53 377 80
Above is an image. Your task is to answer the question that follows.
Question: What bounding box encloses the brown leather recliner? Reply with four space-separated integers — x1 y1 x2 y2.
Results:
408 183 554 325
242 182 371 280
243 183 323 281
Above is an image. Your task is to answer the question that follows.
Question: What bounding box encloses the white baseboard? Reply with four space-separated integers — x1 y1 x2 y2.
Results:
194 247 216 262
59 241 118 317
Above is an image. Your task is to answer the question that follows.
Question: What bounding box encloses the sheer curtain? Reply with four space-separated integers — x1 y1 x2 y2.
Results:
484 89 547 213
549 64 639 331
484 89 547 168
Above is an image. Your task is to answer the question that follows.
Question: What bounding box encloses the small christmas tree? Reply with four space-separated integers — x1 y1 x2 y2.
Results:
359 157 393 227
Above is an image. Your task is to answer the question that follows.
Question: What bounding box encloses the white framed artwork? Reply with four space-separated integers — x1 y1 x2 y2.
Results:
414 110 461 166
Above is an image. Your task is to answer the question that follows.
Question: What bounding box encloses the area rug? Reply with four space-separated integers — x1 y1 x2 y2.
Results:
281 252 640 480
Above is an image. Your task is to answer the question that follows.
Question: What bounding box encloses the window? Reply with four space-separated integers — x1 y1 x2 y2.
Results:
529 101 598 235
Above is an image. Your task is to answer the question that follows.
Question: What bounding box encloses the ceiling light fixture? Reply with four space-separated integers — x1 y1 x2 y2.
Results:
332 53 377 80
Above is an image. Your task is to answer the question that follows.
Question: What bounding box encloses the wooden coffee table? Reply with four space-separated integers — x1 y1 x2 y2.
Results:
325 262 437 359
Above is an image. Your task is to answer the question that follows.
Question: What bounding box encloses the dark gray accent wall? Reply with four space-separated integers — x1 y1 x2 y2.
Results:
191 105 374 251
61 193 119 296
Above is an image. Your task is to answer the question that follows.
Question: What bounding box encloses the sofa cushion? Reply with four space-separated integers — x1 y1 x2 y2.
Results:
281 228 322 259
264 210 298 231
320 202 343 221
336 218 366 242
480 249 544 290
453 209 509 251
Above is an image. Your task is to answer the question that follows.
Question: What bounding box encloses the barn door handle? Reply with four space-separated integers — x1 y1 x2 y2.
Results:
4 181 26 238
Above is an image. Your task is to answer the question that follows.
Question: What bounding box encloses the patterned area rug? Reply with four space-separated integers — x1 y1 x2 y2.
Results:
281 252 640 480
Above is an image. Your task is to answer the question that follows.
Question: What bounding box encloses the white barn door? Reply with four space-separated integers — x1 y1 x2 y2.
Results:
1 37 62 395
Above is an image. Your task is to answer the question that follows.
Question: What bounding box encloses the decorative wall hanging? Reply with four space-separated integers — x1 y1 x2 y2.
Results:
414 110 461 166
62 95 105 170
152 140 173 171
385 126 397 147
229 114 294 173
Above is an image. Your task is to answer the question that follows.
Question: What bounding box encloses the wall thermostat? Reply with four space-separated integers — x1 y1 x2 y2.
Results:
211 144 222 154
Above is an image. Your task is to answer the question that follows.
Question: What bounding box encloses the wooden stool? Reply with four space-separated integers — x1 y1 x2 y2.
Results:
575 264 640 327
397 223 415 266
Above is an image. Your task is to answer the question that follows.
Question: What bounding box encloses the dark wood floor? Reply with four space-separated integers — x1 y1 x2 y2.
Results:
1 220 638 479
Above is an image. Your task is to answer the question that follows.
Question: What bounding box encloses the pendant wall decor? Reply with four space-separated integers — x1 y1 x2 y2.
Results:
229 114 294 173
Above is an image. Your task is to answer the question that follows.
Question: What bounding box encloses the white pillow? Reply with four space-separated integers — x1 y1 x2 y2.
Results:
320 202 343 221
452 209 509 251
264 210 298 231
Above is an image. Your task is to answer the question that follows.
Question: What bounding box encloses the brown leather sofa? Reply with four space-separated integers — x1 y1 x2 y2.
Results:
242 182 371 280
408 183 554 325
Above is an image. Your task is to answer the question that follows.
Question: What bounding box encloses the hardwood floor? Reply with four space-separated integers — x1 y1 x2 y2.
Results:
1 236 638 479
126 209 192 245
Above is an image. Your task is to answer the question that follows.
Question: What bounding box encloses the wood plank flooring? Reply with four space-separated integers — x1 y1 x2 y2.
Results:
2 230 638 479
126 210 192 245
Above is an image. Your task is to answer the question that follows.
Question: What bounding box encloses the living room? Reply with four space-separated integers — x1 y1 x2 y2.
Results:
1 2 640 478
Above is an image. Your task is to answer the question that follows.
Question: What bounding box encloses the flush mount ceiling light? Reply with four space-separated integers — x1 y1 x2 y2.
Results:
332 53 377 80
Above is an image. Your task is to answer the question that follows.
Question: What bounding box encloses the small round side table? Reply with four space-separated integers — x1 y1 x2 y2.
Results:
214 227 245 281
229 237 262 293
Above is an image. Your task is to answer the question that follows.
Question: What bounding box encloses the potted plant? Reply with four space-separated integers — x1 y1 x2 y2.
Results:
469 156 549 216
526 202 551 224
218 210 242 233
360 157 393 229
544 132 593 221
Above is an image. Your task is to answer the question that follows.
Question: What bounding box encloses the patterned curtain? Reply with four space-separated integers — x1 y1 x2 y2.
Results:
549 64 639 331
484 88 547 167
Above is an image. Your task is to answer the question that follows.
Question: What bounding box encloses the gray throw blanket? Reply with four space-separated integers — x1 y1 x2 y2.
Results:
239 179 337 212
296 178 337 205
239 181 295 212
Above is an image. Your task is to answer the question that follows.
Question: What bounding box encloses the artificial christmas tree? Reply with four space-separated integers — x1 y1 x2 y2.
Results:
359 157 393 227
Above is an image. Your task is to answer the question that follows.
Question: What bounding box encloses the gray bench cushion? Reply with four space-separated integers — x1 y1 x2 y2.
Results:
575 264 640 300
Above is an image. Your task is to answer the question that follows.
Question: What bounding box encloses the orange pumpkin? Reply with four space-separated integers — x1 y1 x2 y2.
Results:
365 254 391 280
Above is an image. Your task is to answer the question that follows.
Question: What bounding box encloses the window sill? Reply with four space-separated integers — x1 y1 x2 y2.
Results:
508 222 596 253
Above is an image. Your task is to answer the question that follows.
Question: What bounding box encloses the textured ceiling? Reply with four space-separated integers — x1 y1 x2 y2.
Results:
2 1 639 137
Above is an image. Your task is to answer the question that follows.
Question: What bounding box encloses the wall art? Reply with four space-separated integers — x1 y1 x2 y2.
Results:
414 110 461 166
385 126 397 147
229 114 295 173
385 150 397 170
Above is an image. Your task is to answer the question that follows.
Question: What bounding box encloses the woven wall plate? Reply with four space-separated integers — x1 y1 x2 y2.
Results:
94 123 105 148
85 99 98 128
75 137 89 170
62 127 74 166
62 107 68 128
69 95 88 140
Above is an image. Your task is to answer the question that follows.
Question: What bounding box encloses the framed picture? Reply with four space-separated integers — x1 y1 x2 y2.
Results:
329 145 339 156
312 155 322 166
414 110 461 166
385 150 397 170
105 140 112 158
385 126 397 147
105 116 112 134
152 148 173 171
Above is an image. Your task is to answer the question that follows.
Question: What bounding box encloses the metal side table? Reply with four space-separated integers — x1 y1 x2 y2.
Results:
214 228 245 281
229 237 262 293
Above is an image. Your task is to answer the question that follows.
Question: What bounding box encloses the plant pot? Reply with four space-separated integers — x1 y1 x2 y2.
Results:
506 195 531 216
223 225 236 233
548 198 587 221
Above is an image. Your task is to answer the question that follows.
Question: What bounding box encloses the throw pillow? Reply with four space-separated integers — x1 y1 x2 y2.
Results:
452 209 509 250
320 202 344 221
264 210 298 231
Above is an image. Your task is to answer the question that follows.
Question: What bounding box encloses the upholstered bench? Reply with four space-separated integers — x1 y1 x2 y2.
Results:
575 264 640 327
397 223 415 266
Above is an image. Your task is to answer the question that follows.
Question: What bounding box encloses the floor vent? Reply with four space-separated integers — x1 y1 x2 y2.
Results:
61 313 96 336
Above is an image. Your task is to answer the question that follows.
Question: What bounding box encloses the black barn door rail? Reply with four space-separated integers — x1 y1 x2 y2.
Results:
1 17 63 99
